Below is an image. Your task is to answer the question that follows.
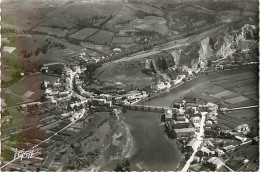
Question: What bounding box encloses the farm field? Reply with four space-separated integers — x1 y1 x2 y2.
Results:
97 59 153 89
3 74 41 106
87 30 114 45
184 69 258 131
106 3 164 31
69 28 99 40
2 0 122 30
185 71 258 106
125 16 168 34
80 42 112 55
226 144 259 171
106 6 136 31
125 3 164 16
1 68 17 82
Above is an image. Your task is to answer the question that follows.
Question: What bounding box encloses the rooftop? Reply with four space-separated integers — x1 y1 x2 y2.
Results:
187 138 197 147
207 157 223 166
174 128 195 133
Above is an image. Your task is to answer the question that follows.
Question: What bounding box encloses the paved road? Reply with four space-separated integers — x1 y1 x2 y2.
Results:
181 112 207 172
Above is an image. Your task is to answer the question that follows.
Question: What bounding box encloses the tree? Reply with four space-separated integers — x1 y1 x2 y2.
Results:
161 58 168 71
150 61 156 73
41 44 48 54
219 141 224 147
11 71 23 81
114 159 130 172
207 60 213 67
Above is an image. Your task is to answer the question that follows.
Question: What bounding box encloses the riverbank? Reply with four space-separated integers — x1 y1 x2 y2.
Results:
94 110 134 171
129 66 258 171
99 66 258 171
122 122 134 158
136 65 258 106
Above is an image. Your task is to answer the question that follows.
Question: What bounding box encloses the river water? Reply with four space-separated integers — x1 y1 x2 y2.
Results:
101 67 257 171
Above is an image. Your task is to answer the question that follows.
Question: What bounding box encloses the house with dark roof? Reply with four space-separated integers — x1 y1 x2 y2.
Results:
207 157 224 169
173 127 195 138
185 138 197 152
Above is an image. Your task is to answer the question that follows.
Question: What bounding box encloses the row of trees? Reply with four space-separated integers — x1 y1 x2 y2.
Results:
135 10 161 19
73 15 112 30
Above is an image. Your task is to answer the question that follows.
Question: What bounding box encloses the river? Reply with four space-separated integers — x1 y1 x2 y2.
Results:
101 67 257 171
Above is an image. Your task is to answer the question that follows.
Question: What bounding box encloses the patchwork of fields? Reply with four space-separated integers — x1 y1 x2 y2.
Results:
2 74 42 106
87 30 114 45
210 72 258 103
184 70 258 131
69 28 99 40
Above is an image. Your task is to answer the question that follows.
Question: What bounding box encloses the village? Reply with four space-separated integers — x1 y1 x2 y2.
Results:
1 44 258 171
162 98 259 171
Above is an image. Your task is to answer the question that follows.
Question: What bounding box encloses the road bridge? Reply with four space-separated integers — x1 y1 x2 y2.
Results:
122 104 170 112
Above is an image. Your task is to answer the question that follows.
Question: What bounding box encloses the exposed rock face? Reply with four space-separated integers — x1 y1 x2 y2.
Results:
216 34 235 60
171 50 182 67
197 37 214 69
216 24 257 60
194 24 257 69
191 58 199 71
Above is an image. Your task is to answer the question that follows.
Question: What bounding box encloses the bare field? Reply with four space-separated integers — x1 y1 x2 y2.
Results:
217 108 258 130
185 70 258 131
97 59 153 89
2 74 41 106
69 28 99 40
125 16 168 34
225 95 249 104
212 90 235 98
87 30 114 45
209 71 258 102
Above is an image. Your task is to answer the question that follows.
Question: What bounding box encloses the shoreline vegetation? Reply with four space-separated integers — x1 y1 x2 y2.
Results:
123 122 135 159
92 110 133 171
135 64 258 106
119 65 258 171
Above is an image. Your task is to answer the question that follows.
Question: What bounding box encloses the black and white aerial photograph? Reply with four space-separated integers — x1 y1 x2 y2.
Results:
0 0 259 171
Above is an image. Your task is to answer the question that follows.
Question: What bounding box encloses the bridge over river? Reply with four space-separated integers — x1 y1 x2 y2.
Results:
121 104 170 112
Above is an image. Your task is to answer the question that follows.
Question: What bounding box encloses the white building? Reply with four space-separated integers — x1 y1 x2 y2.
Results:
207 157 224 169
53 82 62 87
191 116 201 124
113 48 121 52
165 109 173 121
59 91 70 97
92 98 106 106
215 149 225 156
45 88 52 95
235 135 247 142
155 82 171 91
174 75 185 85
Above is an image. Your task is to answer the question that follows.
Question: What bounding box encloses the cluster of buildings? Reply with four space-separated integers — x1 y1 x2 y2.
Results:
43 68 73 103
166 99 256 171
164 99 210 139
78 52 108 64
162 99 233 171
153 81 171 91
